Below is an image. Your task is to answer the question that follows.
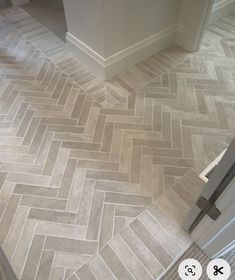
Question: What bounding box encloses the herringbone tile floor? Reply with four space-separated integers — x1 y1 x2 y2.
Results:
0 6 235 280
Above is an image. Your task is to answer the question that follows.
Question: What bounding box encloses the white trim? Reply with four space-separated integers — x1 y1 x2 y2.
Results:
199 149 227 183
175 0 214 52
105 25 176 66
209 0 235 24
66 25 177 79
66 33 106 67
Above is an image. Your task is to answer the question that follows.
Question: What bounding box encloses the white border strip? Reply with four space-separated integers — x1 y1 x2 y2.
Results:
66 25 177 68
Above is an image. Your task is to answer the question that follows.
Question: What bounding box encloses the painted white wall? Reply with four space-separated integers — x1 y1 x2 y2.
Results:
63 0 182 78
102 0 181 57
64 0 181 58
176 0 214 51
63 0 217 78
63 0 105 57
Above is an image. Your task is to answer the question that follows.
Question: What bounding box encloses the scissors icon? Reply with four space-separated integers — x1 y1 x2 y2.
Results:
213 265 224 276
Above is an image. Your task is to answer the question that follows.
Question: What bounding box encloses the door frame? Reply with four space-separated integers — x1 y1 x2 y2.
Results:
183 138 235 233
191 178 235 258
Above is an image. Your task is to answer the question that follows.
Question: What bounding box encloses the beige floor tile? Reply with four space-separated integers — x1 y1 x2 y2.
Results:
35 250 55 280
45 236 98 255
28 208 77 224
11 220 38 279
130 219 172 268
88 254 117 280
100 245 135 280
21 234 45 280
120 227 164 278
54 253 90 270
110 235 153 280
3 206 29 261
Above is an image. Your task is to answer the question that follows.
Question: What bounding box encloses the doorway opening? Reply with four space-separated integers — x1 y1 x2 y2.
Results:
197 0 235 52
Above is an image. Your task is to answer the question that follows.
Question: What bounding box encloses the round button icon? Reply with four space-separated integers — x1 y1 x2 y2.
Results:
207 258 231 280
178 258 202 280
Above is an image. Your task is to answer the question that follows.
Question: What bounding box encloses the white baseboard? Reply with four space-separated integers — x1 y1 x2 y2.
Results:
66 25 177 80
209 0 235 24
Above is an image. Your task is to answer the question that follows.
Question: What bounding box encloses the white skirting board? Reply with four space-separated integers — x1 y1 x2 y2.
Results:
66 25 177 80
209 0 235 24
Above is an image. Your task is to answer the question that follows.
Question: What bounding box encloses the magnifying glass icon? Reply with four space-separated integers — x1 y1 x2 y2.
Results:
188 268 193 274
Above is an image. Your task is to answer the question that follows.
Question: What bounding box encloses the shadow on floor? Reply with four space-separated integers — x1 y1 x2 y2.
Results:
22 0 67 41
